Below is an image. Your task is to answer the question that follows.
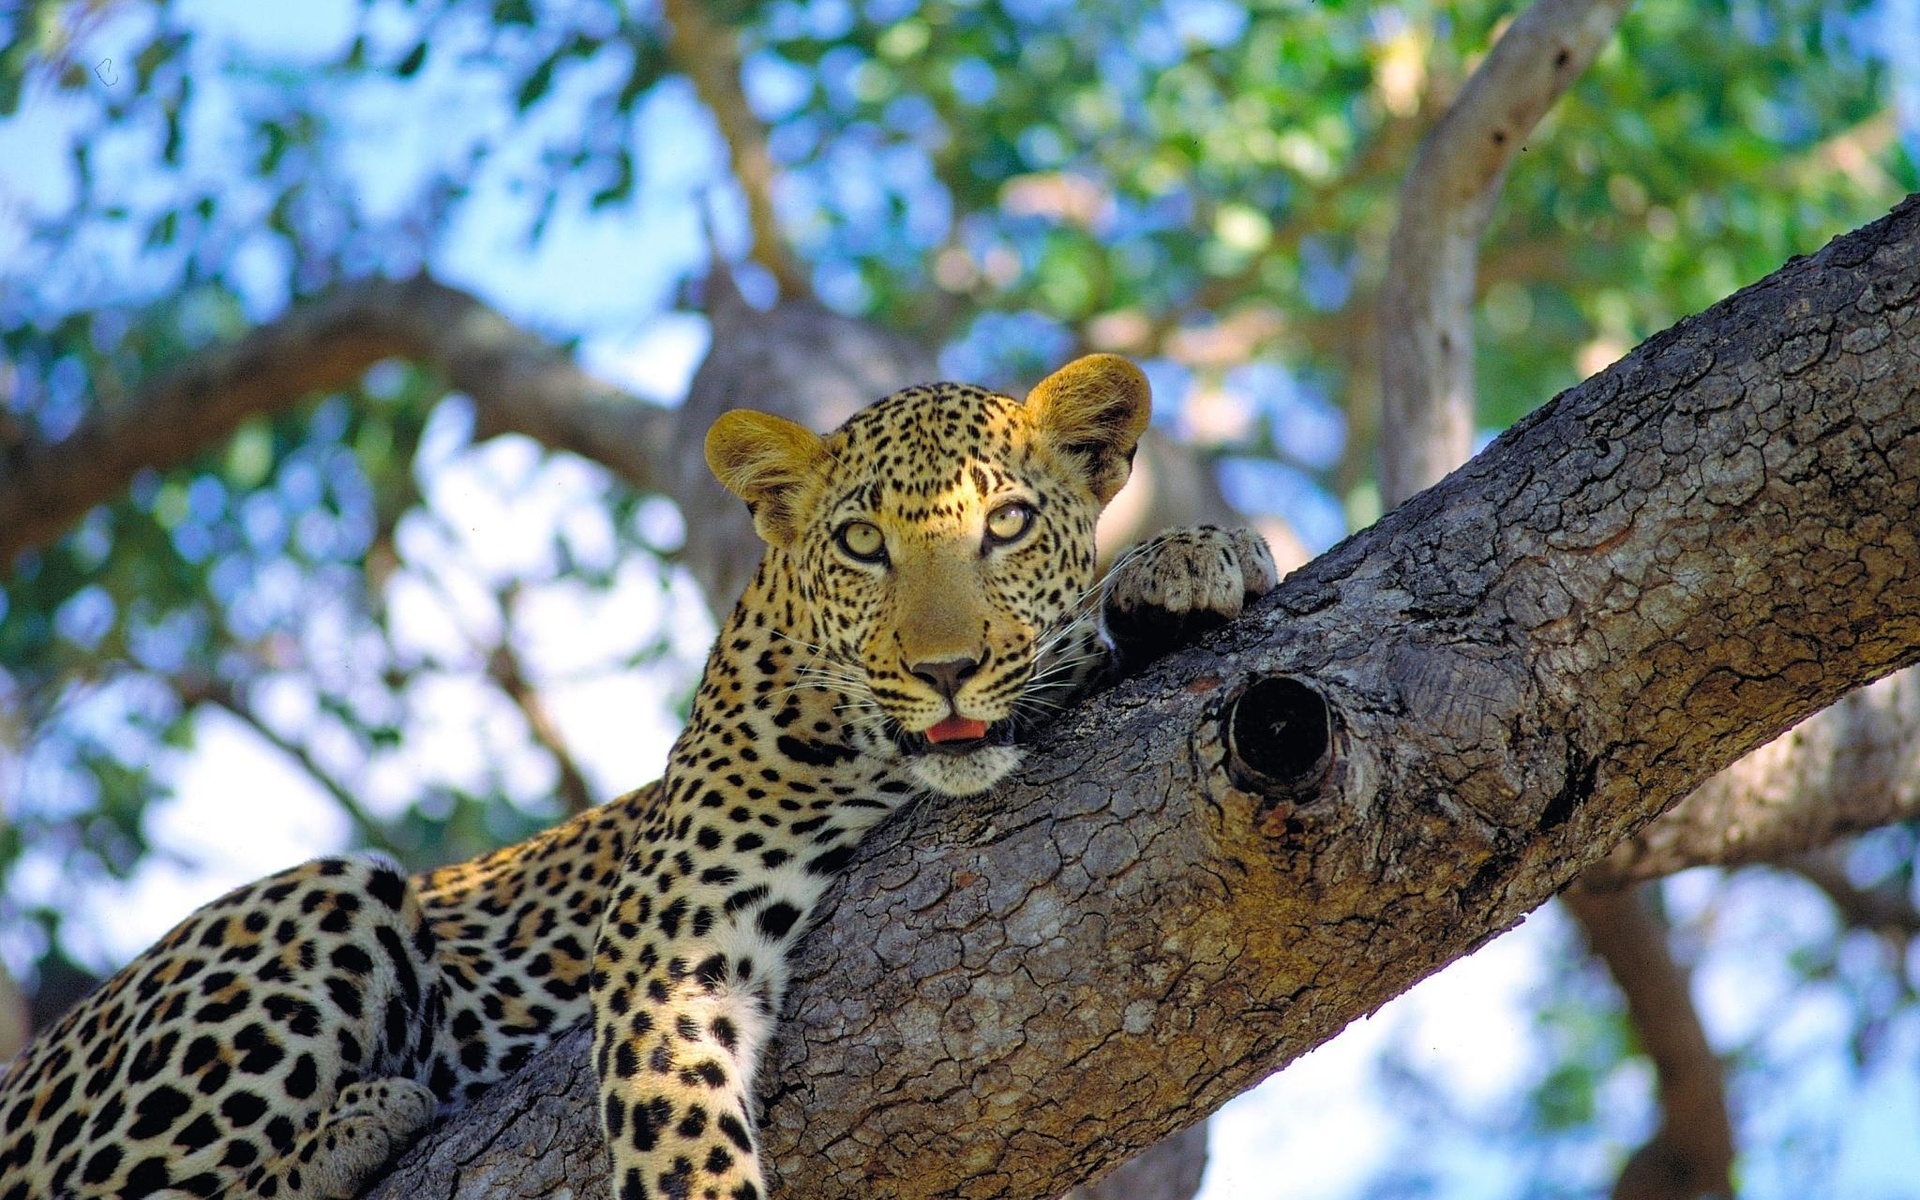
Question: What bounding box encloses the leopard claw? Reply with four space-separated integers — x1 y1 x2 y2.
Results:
1103 525 1277 666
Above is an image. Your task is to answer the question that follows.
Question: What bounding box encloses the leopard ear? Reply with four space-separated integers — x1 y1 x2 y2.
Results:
705 410 828 547
1024 354 1152 504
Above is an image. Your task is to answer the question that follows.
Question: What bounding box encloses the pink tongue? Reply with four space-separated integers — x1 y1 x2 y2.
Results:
926 716 989 744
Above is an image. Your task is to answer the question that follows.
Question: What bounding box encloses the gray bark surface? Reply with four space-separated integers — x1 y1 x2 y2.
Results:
365 198 1920 1200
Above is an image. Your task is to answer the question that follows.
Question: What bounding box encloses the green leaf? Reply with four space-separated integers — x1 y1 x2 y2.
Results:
589 150 635 209
145 210 179 249
395 40 428 77
515 55 557 111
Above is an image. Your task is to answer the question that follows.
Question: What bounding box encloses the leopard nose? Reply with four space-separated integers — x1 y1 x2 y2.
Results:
907 656 980 700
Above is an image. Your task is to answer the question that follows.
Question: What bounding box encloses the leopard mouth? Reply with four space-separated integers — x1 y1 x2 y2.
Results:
925 714 989 745
889 717 1018 757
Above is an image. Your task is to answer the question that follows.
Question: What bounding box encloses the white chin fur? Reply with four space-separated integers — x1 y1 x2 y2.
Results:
909 745 1023 796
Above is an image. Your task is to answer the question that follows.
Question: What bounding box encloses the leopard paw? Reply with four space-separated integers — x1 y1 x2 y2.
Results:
299 1078 438 1198
1103 525 1277 666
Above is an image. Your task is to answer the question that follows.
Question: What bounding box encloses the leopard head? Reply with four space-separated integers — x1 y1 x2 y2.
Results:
705 354 1149 795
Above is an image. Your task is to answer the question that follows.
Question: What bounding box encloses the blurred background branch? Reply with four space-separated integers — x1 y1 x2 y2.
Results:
1562 885 1734 1200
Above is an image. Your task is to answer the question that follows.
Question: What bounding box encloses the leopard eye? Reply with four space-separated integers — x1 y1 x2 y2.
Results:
985 501 1034 546
836 520 887 564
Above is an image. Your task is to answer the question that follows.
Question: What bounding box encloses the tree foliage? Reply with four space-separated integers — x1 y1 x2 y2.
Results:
2 0 1917 1194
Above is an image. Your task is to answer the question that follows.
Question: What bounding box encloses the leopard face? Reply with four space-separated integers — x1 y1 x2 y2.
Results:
706 355 1151 796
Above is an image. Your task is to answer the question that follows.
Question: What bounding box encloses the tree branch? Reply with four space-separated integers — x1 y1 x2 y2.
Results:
0 275 675 572
1590 668 1920 883
1377 0 1633 503
660 0 812 300
1561 885 1733 1200
1373 9 1734 1195
364 197 1920 1200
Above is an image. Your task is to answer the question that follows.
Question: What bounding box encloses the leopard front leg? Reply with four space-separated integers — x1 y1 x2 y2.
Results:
1103 524 1278 667
591 878 786 1200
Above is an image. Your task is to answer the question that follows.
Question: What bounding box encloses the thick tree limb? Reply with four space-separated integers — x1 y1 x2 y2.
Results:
1377 0 1633 501
1591 668 1920 884
365 197 1920 1200
0 275 673 570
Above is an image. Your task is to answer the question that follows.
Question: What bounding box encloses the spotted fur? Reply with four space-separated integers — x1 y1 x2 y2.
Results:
0 355 1275 1199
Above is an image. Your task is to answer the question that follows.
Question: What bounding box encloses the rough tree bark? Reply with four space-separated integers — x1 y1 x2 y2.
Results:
1590 667 1920 884
358 197 1920 1199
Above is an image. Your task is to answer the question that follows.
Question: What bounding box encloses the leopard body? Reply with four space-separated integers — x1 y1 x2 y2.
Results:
0 354 1276 1199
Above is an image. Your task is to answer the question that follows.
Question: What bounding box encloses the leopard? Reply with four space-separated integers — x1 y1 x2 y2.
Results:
0 353 1277 1199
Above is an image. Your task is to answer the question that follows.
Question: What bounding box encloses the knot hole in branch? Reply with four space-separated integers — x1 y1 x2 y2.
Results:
1225 676 1335 799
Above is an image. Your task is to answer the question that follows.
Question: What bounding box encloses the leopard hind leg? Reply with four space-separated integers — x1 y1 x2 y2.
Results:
88 855 450 1200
